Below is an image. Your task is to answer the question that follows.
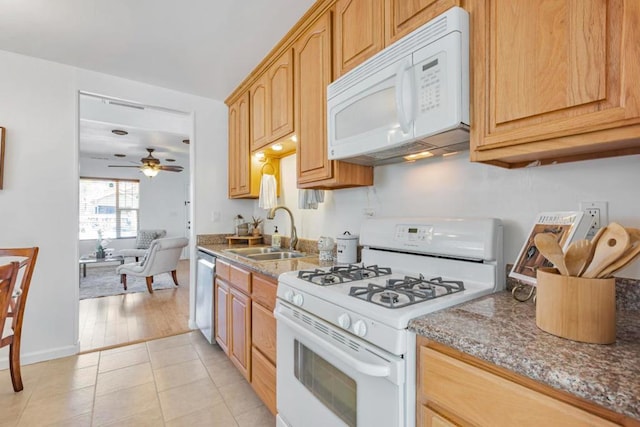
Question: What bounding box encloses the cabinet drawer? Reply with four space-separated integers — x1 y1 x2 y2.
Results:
251 346 276 415
252 301 276 363
420 347 618 427
252 273 277 311
230 263 251 294
215 259 230 281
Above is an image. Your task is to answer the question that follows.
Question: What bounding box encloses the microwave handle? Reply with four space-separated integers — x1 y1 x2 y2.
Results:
395 59 413 134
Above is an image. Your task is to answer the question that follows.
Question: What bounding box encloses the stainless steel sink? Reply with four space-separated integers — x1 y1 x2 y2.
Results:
245 251 306 261
224 247 281 256
223 246 306 261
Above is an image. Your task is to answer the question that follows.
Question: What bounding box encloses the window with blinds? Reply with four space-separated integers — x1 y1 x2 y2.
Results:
79 178 140 240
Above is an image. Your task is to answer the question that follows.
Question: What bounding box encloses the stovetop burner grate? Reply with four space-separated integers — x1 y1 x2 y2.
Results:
349 275 465 308
297 264 392 286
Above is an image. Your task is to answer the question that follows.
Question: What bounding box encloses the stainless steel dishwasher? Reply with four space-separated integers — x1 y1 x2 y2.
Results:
195 249 215 343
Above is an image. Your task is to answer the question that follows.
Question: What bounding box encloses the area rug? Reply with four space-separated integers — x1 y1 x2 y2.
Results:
79 265 178 299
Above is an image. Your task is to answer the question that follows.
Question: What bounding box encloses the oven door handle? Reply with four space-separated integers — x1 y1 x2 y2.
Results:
275 308 392 378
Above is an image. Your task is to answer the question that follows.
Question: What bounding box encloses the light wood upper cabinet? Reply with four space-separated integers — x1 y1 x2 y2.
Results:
250 77 268 150
269 49 295 142
470 0 640 167
385 0 461 45
250 49 295 151
334 0 385 78
295 11 373 189
228 92 260 198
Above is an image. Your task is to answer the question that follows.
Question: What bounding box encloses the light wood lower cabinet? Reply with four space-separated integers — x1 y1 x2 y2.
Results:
229 287 251 380
215 264 278 414
250 273 278 415
214 261 252 382
417 338 629 427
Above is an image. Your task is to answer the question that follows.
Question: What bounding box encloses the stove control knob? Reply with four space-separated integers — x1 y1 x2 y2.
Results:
292 293 304 306
337 314 351 329
353 320 367 337
284 290 294 303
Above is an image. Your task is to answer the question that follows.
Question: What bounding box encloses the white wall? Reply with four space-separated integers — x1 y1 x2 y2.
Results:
0 48 252 368
255 152 640 279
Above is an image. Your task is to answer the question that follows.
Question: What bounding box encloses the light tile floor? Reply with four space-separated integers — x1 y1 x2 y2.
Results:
0 332 275 427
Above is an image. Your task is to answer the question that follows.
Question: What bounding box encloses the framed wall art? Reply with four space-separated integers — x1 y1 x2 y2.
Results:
0 126 5 190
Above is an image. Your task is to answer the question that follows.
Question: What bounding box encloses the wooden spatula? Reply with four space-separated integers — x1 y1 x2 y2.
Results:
534 233 569 276
564 239 591 276
597 227 640 278
581 223 631 278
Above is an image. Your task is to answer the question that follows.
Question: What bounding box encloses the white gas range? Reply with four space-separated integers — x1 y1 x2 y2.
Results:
275 217 503 427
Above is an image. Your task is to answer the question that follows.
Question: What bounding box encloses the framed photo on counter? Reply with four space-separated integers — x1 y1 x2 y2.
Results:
510 211 593 286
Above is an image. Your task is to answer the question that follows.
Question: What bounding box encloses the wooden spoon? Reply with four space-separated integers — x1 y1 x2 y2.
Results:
564 239 592 277
579 226 607 276
581 223 631 278
534 233 569 276
597 227 640 278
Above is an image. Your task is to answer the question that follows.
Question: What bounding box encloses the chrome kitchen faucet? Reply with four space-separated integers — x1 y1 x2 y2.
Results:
267 206 298 251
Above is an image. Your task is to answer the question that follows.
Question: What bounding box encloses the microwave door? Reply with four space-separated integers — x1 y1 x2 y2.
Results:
328 55 415 161
412 31 469 138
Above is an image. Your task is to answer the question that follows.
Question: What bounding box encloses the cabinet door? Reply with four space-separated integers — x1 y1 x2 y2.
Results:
230 287 251 380
268 49 294 142
250 76 269 151
334 0 385 77
214 279 229 354
295 12 374 189
228 92 256 198
252 301 276 364
295 12 334 185
471 0 640 167
384 0 460 45
420 406 457 427
251 346 277 415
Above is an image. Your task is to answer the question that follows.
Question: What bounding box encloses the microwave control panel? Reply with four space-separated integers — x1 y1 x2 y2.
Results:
416 51 446 114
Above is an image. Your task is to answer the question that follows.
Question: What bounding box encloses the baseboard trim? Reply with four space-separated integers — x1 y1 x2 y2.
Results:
0 342 79 370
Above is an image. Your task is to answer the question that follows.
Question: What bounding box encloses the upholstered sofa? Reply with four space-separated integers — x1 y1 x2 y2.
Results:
118 229 166 261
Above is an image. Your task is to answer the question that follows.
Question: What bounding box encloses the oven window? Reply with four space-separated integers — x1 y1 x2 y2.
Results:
294 340 357 427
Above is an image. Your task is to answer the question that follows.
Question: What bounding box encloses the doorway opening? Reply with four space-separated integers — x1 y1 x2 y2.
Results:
77 92 193 352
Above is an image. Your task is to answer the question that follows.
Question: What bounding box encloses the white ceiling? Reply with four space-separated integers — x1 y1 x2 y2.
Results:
0 0 315 166
0 0 315 100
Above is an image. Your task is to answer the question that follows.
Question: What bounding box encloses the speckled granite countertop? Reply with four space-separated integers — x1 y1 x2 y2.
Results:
409 292 640 420
197 243 326 279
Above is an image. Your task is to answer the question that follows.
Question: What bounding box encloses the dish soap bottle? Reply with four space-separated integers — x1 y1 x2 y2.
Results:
271 226 282 249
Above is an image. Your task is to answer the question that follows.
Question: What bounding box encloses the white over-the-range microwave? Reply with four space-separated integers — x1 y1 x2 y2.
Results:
327 6 469 166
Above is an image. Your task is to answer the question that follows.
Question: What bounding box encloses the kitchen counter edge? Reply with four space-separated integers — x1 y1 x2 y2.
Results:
408 291 640 421
198 244 323 279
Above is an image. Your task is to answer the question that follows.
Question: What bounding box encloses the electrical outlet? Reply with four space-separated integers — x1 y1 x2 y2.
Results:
580 201 608 236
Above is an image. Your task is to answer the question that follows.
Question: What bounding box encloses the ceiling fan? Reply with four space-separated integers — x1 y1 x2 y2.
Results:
108 148 184 177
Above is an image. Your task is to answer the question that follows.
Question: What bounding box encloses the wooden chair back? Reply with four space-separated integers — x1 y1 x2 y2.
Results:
0 247 39 392
0 262 20 336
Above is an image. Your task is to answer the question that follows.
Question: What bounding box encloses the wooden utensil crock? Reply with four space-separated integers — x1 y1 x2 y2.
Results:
536 268 616 344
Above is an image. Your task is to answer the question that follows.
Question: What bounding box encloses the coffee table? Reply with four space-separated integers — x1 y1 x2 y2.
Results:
79 255 125 278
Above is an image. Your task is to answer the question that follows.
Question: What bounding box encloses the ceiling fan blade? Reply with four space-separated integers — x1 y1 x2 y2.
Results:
158 165 184 172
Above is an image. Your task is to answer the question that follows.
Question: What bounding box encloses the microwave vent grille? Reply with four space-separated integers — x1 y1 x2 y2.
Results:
328 15 449 98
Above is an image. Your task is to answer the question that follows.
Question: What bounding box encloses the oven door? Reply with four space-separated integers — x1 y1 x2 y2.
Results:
274 300 406 427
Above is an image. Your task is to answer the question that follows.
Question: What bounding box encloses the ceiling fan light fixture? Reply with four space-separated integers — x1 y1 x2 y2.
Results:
112 129 128 136
141 165 159 177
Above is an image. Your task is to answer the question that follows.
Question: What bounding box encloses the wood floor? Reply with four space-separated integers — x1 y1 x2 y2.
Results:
78 259 192 353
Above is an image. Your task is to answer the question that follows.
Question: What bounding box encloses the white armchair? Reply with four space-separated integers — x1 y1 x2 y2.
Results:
116 237 188 293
